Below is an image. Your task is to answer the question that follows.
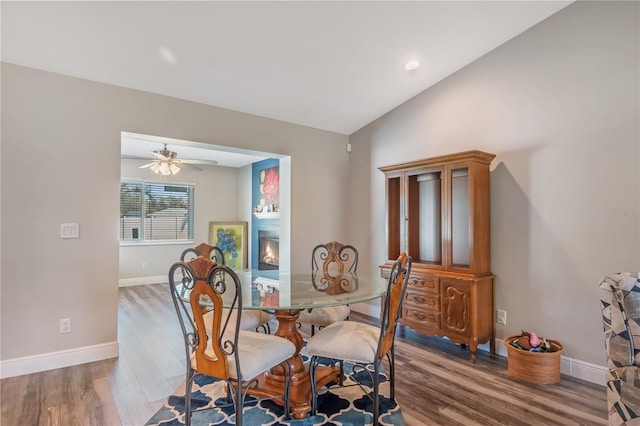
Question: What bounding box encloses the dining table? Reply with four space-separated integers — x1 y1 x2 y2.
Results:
180 268 389 419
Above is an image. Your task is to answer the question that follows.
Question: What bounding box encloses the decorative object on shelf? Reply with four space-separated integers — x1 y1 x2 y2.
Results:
252 211 280 219
504 331 563 384
208 221 248 270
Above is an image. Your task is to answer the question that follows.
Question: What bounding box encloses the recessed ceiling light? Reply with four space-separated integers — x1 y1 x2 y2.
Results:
158 46 177 65
404 60 420 71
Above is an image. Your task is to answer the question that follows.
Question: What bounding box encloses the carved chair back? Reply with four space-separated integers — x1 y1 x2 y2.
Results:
168 256 242 380
311 241 358 278
376 252 411 360
180 242 225 265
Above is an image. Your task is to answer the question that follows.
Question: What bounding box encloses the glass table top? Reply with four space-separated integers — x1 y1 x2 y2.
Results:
177 269 388 311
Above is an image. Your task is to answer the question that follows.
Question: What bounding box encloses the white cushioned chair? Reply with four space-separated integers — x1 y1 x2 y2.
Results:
305 252 411 426
169 256 295 426
298 241 358 336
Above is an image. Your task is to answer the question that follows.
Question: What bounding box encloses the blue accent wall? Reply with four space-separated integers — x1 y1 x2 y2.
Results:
251 158 280 269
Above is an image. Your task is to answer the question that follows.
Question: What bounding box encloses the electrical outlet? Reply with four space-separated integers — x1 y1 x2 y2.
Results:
142 262 148 270
496 309 507 325
59 318 71 333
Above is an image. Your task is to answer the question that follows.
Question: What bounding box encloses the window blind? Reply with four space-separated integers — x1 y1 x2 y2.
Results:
120 181 194 242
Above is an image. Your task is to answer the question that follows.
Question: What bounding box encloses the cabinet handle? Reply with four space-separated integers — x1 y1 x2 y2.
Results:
410 279 426 288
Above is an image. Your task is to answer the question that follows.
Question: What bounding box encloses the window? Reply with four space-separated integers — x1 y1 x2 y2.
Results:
120 181 194 242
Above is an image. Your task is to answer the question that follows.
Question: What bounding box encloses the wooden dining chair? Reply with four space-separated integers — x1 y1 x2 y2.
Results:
168 256 296 426
180 243 273 333
181 242 225 265
305 252 412 426
298 241 359 336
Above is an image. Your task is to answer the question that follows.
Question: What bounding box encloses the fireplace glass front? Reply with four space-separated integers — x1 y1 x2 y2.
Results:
258 230 279 270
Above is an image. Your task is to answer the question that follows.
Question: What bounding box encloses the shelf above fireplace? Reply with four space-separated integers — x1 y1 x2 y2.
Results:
253 212 279 219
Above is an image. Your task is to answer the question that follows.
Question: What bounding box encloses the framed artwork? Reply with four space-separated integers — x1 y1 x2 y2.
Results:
259 166 279 210
208 221 248 270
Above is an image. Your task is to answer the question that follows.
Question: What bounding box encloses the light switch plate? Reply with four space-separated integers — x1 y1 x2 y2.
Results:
60 223 79 239
496 309 507 325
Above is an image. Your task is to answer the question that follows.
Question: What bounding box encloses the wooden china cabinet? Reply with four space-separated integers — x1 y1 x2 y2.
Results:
379 150 496 362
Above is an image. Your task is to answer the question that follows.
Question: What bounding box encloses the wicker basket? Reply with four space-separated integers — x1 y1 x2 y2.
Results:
503 336 563 384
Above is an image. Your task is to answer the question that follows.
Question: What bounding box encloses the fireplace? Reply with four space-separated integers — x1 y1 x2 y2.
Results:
258 230 279 270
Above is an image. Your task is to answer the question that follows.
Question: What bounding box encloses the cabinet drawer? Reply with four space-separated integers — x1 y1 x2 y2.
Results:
402 307 441 328
403 290 440 310
407 274 439 294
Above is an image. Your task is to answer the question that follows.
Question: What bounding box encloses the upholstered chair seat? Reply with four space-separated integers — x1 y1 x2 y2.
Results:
192 330 295 381
304 320 380 364
298 305 350 329
203 310 262 333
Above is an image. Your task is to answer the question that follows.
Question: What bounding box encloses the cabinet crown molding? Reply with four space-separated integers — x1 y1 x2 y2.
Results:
379 150 496 173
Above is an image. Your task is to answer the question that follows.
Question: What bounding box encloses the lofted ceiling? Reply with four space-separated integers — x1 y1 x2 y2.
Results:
2 1 572 136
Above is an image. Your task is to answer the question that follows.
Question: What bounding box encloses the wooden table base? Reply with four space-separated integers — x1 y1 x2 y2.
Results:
247 309 340 419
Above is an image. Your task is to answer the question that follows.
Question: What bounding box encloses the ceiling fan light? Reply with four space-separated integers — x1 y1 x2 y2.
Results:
150 163 161 173
169 163 181 175
160 162 171 175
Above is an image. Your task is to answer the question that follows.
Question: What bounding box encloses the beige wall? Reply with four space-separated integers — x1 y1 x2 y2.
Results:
1 63 349 361
348 1 639 367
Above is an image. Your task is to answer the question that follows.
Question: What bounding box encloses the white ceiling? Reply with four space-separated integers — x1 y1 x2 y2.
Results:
2 1 572 166
121 131 275 168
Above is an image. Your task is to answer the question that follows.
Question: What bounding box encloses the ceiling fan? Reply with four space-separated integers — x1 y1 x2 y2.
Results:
124 144 218 175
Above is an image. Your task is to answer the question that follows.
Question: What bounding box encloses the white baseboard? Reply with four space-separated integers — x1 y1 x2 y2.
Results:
0 341 119 379
560 356 607 386
352 302 607 386
119 276 166 287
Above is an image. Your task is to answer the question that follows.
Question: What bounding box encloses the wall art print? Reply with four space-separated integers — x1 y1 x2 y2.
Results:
258 166 279 212
208 221 248 270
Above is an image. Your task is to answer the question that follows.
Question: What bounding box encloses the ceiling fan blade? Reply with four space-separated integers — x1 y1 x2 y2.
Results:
182 163 203 171
121 155 151 160
139 162 157 169
151 152 169 160
179 159 218 166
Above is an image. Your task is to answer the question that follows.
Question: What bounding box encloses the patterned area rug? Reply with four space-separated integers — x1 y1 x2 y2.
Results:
146 358 405 425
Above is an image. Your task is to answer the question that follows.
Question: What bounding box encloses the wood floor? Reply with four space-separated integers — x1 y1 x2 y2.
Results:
1 284 608 425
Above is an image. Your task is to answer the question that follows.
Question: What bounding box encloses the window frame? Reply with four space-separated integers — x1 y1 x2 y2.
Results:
119 179 195 246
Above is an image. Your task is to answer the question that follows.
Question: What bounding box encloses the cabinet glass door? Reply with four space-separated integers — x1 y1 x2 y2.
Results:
386 176 402 260
408 171 442 266
451 167 470 268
